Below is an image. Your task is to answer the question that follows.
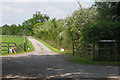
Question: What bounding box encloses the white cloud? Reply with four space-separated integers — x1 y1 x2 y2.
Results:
2 5 26 13
76 0 94 2
0 3 2 26
36 6 65 19
0 0 75 2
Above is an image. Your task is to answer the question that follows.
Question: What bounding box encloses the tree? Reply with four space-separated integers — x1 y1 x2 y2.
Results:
94 2 120 21
21 11 50 35
65 7 97 41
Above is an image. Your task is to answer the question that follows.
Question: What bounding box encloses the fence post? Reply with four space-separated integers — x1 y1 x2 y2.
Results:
115 40 118 61
92 42 94 61
93 41 99 61
8 43 9 53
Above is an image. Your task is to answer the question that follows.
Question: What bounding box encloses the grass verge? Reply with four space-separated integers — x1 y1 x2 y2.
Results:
69 56 119 66
35 38 73 55
25 37 34 52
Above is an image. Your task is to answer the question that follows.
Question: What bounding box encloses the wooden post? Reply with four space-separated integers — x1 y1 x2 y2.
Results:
93 41 99 61
96 41 99 61
92 42 94 61
115 40 118 61
8 43 9 53
14 43 16 46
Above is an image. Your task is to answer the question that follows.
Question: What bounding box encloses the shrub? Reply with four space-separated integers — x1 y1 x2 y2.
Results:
82 21 120 42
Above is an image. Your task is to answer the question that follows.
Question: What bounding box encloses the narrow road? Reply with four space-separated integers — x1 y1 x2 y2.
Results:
1 37 119 79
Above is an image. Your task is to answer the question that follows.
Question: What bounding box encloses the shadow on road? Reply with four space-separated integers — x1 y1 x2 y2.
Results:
2 54 118 79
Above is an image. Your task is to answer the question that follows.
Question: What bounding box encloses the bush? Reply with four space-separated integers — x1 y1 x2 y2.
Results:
82 21 120 42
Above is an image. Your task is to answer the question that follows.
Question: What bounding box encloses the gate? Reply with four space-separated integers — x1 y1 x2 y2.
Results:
0 42 26 54
73 39 119 61
93 40 120 61
0 42 17 53
73 40 93 56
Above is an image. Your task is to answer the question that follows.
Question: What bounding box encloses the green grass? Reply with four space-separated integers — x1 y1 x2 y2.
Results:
1 35 24 54
2 35 24 44
25 37 34 52
35 37 119 66
69 56 119 66
1 35 34 55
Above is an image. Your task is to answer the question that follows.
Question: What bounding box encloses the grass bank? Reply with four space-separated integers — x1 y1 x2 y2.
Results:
35 38 73 55
35 37 119 66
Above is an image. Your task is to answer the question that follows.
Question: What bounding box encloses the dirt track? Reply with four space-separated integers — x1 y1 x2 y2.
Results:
1 37 119 79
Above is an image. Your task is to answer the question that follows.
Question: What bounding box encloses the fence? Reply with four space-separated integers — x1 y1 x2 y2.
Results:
0 42 16 53
73 41 93 56
93 40 120 61
0 42 26 54
73 40 120 61
16 43 26 52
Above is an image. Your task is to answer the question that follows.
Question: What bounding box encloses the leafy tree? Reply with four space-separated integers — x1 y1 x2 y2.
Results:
94 2 120 21
22 11 50 35
65 7 97 41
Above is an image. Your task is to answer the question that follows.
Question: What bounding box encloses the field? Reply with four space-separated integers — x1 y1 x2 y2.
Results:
2 35 24 44
1 35 34 55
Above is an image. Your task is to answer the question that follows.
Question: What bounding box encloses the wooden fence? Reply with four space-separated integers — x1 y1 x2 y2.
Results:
93 40 120 61
0 42 16 53
73 41 93 56
73 40 120 61
0 42 26 54
16 43 26 52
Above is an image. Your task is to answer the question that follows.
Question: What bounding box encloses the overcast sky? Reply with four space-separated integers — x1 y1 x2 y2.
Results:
0 0 94 26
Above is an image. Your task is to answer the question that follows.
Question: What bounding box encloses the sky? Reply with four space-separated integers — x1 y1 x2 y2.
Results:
0 0 95 26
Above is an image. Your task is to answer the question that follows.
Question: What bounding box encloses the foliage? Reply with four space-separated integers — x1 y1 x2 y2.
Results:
35 38 73 55
94 2 120 21
33 18 73 50
82 21 120 42
25 37 34 51
2 11 49 36
65 7 97 41
2 24 21 35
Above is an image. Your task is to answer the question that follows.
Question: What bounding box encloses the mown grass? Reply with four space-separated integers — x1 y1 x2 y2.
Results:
35 37 119 66
2 35 24 44
1 35 34 55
